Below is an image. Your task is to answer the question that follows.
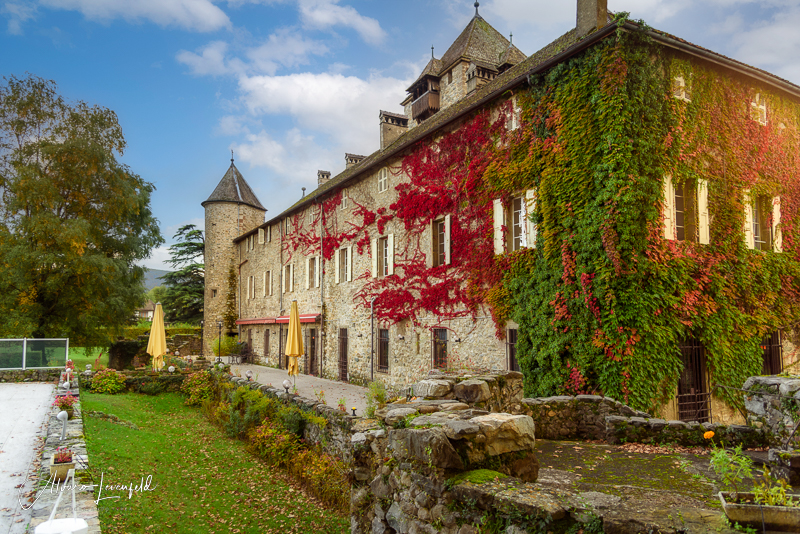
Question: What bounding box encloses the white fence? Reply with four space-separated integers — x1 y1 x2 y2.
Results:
0 338 69 370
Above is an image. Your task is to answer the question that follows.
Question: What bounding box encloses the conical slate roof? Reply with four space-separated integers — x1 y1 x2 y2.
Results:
439 14 519 73
202 161 266 211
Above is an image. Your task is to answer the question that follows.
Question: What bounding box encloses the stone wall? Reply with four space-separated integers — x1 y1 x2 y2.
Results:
0 368 61 383
742 375 800 446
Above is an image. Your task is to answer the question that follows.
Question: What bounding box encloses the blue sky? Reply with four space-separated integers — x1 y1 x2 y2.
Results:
3 0 800 270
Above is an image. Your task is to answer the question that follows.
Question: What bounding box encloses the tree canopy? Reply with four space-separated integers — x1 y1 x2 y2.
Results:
161 224 204 324
0 74 163 345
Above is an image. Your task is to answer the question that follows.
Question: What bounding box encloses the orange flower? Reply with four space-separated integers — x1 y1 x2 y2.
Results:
704 431 715 440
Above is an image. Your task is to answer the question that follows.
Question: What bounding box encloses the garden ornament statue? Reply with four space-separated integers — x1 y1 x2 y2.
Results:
57 411 69 441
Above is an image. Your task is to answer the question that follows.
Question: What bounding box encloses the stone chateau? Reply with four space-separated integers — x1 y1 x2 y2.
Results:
203 0 800 422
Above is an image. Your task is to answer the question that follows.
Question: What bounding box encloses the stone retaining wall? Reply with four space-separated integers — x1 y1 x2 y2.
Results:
742 375 800 446
29 379 101 533
404 370 526 414
522 395 650 440
0 368 62 383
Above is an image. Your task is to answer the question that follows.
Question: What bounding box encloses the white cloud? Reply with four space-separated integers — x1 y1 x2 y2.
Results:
297 0 385 45
177 29 328 76
39 0 231 32
177 40 235 75
2 1 37 34
140 245 172 271
728 6 800 84
245 28 329 74
237 71 409 151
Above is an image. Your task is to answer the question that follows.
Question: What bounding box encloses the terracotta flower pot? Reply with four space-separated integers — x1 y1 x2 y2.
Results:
49 456 75 483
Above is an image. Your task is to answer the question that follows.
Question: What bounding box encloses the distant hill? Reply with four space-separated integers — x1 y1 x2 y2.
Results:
143 269 171 291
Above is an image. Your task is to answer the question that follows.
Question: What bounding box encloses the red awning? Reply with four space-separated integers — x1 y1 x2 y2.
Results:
235 317 276 325
276 313 320 324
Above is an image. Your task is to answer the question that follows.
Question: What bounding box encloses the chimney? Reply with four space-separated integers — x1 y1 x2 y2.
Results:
379 110 409 150
576 0 607 36
345 153 366 169
317 170 331 186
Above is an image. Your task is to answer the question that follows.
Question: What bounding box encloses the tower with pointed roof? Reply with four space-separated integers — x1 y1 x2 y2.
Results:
202 157 266 354
402 1 526 127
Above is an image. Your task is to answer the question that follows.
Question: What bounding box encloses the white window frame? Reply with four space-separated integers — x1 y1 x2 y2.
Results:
335 247 352 283
673 76 690 102
341 189 348 210
306 256 320 289
751 93 767 126
282 264 294 293
378 168 388 193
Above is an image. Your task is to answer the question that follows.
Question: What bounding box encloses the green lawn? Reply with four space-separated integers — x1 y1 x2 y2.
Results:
69 347 108 369
81 391 348 534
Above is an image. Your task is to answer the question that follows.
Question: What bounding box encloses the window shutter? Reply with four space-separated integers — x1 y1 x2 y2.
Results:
306 258 311 290
524 189 536 248
698 179 710 245
263 272 267 297
269 270 273 296
247 276 251 300
335 250 340 284
388 234 395 275
347 246 353 282
744 190 754 249
493 199 504 254
289 264 294 293
282 267 286 294
258 228 264 244
663 175 675 240
773 196 782 253
371 238 378 278
316 257 321 288
444 215 451 265
267 226 271 242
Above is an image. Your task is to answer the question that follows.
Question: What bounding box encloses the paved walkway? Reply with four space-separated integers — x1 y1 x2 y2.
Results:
230 363 370 416
0 383 54 534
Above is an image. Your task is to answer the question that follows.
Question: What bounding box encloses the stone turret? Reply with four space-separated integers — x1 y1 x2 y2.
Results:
202 158 266 355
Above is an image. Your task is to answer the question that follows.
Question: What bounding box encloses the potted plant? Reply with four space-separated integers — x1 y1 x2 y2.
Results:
53 393 77 419
708 433 800 531
49 447 75 482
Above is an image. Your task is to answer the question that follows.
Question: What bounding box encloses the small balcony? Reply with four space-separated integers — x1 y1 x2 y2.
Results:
411 90 440 122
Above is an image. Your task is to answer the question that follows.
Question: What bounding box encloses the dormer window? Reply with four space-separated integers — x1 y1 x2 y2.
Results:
409 77 440 122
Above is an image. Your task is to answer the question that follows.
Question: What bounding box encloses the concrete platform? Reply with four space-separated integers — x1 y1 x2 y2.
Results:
0 383 54 534
231 363 370 416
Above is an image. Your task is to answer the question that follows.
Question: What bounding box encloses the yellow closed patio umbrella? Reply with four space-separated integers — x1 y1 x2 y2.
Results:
285 300 303 381
147 303 167 371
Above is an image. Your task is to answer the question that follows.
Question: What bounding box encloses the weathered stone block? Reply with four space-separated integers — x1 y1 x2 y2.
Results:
414 379 454 398
454 379 492 404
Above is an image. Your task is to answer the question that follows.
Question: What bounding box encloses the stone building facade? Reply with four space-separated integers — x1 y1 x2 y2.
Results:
202 0 800 421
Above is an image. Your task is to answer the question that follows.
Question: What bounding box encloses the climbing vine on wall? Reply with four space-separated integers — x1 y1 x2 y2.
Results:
499 24 800 412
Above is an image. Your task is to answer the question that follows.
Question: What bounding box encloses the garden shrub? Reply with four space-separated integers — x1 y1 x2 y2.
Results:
90 368 126 394
277 405 306 437
181 370 215 406
365 381 387 418
138 381 166 396
211 335 238 357
248 420 301 466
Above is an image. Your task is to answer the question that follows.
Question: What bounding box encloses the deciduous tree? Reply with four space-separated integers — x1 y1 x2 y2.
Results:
0 74 163 344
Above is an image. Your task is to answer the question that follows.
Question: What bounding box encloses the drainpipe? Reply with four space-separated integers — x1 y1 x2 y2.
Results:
370 296 377 382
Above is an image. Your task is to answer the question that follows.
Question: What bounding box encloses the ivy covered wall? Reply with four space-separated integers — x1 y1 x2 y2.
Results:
498 26 800 413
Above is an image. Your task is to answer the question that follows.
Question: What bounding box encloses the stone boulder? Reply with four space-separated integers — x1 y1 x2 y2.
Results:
413 379 454 399
389 428 464 470
470 414 536 456
454 379 492 404
385 407 419 425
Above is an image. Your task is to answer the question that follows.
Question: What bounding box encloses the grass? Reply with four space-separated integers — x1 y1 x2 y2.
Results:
69 347 108 369
81 391 348 534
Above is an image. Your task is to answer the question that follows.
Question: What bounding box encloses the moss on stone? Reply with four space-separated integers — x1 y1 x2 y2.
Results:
448 469 508 486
